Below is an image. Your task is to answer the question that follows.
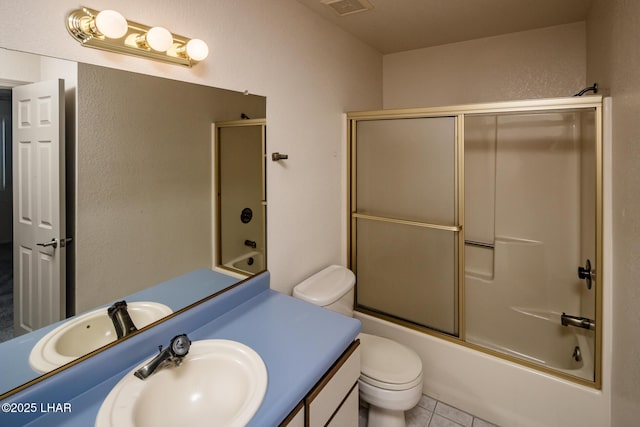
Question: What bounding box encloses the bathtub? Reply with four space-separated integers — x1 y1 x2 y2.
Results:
466 307 594 381
223 251 265 275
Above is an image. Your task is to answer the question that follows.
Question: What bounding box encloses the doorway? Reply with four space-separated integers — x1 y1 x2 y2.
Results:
0 89 13 341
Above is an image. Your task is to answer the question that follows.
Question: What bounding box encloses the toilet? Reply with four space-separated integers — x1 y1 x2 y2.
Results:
293 265 423 427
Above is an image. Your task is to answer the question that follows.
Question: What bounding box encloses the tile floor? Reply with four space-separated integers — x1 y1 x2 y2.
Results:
359 394 498 427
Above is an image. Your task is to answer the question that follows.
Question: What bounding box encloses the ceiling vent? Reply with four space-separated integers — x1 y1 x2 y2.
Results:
321 0 374 16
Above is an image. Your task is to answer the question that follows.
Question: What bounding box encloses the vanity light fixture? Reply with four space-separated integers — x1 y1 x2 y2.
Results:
66 6 209 67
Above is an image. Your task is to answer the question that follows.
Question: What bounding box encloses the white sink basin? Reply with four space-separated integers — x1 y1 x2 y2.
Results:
96 340 268 427
29 302 172 373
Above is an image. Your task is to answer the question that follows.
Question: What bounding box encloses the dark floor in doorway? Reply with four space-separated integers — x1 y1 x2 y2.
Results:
0 242 13 341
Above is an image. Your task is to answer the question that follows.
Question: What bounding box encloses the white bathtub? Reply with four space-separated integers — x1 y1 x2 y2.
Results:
223 251 265 275
466 307 594 381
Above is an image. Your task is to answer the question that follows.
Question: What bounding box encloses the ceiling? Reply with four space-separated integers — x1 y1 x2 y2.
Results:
296 0 594 54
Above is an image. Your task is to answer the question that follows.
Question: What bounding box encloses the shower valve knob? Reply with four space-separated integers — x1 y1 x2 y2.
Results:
272 152 288 161
578 259 593 290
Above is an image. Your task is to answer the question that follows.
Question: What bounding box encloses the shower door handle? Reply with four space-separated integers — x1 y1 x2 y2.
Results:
578 259 593 290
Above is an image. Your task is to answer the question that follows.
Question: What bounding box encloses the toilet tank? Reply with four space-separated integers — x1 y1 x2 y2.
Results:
293 265 355 317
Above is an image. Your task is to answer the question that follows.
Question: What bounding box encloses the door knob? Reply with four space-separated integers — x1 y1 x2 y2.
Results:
577 259 593 290
36 237 73 249
37 239 58 249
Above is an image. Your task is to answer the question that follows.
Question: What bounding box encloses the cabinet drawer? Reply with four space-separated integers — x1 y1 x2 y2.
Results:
307 341 360 427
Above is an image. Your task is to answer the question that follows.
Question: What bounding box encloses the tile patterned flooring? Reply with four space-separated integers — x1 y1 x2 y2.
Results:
359 394 498 427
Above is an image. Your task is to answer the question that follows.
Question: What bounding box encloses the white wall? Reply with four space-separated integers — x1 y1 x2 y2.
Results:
0 0 382 297
587 1 640 425
383 23 586 109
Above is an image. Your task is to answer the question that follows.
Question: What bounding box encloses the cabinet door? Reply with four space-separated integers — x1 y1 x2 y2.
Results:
328 384 358 427
307 341 360 427
280 401 304 427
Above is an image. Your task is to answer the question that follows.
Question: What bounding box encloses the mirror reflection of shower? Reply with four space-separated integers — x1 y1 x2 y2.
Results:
215 119 266 276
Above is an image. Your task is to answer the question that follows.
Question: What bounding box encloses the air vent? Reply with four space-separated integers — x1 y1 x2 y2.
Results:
321 0 373 16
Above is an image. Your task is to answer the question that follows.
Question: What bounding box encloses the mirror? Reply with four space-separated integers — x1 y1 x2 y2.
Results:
0 47 267 396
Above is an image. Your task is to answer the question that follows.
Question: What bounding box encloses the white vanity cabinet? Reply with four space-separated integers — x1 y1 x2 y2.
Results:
280 340 360 427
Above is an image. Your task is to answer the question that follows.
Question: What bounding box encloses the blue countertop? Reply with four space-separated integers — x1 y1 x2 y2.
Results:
1 270 361 427
0 269 241 396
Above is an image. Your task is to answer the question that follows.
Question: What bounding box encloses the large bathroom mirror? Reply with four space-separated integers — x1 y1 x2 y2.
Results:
0 47 267 397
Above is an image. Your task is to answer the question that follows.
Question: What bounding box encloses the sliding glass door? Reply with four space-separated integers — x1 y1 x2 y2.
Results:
351 116 460 335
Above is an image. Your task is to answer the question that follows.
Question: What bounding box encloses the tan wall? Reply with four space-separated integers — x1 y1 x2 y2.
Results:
587 0 640 425
383 22 586 108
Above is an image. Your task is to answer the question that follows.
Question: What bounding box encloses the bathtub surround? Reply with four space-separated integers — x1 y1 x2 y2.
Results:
464 108 599 383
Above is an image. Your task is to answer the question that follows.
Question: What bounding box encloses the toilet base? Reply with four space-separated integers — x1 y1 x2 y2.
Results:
367 405 407 427
359 378 422 427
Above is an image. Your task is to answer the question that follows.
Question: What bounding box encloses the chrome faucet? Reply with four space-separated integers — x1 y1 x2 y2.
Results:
134 334 191 380
561 313 595 331
107 301 138 339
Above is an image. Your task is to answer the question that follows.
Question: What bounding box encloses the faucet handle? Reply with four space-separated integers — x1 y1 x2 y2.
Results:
170 334 191 358
134 334 191 380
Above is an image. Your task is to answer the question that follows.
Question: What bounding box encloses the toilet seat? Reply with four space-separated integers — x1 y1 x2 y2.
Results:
358 333 423 391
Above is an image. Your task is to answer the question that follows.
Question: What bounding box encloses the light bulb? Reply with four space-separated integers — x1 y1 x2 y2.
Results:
146 27 173 52
94 10 128 39
186 39 209 61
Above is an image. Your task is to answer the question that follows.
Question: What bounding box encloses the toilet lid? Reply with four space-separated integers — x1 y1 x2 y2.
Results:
292 265 355 306
358 333 423 390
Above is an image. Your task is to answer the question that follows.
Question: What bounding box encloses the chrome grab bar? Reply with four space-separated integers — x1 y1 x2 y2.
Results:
561 313 595 331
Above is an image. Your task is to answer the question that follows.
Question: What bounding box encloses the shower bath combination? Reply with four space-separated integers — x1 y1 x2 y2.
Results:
348 95 603 386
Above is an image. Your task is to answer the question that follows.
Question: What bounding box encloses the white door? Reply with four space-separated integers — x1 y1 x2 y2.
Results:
12 79 66 336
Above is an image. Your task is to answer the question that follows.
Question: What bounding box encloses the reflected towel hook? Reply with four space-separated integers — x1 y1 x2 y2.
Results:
272 152 288 161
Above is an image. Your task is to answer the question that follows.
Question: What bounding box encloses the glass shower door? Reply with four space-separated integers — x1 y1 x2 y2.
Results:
352 117 460 335
348 97 603 386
